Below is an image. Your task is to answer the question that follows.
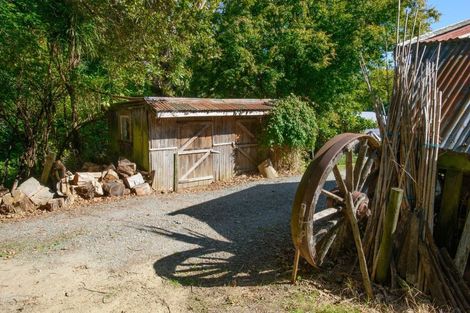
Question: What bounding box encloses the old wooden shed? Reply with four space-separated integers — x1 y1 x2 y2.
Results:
109 97 273 191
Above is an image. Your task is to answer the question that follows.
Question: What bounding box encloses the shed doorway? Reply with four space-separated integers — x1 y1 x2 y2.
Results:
175 121 216 189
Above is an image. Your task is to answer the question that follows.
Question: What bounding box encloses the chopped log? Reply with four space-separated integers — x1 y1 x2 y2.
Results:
345 192 374 299
16 177 54 206
454 208 470 277
103 169 119 182
40 151 56 184
52 160 67 181
124 173 145 189
2 191 35 213
72 172 103 185
133 183 152 196
103 181 125 197
2 193 14 207
41 198 65 212
117 158 137 178
17 177 42 198
30 187 55 206
72 173 103 196
75 182 95 200
56 179 72 197
257 159 278 178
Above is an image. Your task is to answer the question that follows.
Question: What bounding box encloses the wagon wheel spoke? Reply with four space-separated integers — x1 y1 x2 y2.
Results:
345 150 354 191
321 189 344 203
333 165 348 195
353 139 369 190
357 153 377 192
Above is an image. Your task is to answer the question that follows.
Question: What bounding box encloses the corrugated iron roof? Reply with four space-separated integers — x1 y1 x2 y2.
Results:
144 97 274 112
420 19 470 42
419 38 470 154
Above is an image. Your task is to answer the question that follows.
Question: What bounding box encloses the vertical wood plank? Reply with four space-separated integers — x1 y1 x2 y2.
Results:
436 170 463 250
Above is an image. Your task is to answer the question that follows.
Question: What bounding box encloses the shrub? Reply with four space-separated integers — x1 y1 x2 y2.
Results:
263 95 317 150
262 95 317 173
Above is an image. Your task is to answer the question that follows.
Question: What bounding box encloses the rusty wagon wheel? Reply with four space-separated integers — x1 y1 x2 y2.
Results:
291 133 380 268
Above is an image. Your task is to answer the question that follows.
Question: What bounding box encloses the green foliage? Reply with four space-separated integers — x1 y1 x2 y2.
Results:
0 0 439 186
317 110 377 149
263 95 317 149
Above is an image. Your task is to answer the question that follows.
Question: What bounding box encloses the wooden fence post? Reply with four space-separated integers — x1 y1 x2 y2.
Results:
173 152 179 192
374 187 403 284
40 152 56 185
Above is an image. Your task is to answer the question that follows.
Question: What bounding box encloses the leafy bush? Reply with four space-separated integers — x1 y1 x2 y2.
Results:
262 95 317 173
262 95 317 150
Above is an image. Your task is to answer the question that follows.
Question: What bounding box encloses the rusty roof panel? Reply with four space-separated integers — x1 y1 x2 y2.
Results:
144 97 274 112
419 39 470 154
419 19 470 43
424 23 470 42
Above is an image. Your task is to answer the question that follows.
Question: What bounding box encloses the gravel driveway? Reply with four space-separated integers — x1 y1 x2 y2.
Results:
0 176 301 312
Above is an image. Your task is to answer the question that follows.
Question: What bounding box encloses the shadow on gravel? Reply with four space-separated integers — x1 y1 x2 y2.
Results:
147 182 298 287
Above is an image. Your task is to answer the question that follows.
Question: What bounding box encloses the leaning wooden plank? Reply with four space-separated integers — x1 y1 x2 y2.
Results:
438 249 470 311
374 188 403 283
436 170 463 249
454 207 470 277
417 241 447 306
440 248 470 310
424 226 459 309
40 152 56 184
345 191 374 300
405 212 420 285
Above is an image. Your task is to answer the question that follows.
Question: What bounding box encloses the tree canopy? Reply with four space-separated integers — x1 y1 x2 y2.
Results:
0 0 439 185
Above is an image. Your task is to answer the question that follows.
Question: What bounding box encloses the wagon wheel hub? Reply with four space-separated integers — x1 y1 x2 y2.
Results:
352 191 370 220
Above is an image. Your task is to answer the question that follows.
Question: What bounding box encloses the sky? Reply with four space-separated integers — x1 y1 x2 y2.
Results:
428 0 470 30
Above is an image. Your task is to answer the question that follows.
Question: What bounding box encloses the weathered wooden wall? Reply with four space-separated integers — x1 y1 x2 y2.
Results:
110 106 150 171
148 115 265 191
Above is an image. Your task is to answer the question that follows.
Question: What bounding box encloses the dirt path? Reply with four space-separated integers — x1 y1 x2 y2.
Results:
0 176 306 312
0 176 437 313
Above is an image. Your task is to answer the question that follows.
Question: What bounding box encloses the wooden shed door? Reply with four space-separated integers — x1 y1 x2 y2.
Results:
175 121 215 188
235 119 260 172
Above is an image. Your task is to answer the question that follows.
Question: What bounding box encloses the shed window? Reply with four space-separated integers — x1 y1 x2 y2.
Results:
120 115 131 142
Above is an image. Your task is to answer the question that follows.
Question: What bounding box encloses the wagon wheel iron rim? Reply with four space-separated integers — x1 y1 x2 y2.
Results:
291 133 380 267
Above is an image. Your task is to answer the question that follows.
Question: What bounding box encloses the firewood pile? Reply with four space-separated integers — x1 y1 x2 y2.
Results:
359 9 470 310
0 158 154 216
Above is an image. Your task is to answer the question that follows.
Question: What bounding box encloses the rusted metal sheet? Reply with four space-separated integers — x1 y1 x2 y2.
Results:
421 19 470 42
418 38 470 154
145 97 273 112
